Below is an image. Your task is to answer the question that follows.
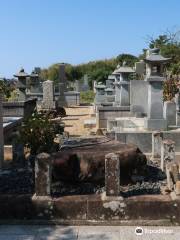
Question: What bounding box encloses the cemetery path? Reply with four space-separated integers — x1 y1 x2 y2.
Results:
0 225 180 239
63 106 96 137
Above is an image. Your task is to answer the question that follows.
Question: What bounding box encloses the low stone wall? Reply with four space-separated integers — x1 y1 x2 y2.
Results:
0 194 179 224
3 99 37 118
27 91 80 106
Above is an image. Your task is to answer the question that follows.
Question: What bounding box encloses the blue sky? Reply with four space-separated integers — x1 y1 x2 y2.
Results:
0 0 179 78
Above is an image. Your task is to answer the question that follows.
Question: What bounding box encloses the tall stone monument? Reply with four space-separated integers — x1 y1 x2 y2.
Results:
41 80 56 110
113 62 135 107
14 68 29 101
58 63 67 106
0 91 4 168
144 48 170 130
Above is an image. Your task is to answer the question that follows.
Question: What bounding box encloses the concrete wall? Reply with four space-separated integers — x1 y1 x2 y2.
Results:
115 130 180 153
115 132 152 153
130 80 148 116
3 99 37 119
97 106 132 128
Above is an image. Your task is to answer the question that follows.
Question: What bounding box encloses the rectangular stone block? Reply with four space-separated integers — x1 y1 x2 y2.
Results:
144 118 167 131
130 80 148 115
35 153 52 196
163 101 176 126
161 139 175 171
105 153 120 196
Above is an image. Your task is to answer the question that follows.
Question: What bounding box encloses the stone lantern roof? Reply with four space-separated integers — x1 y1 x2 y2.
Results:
112 62 135 75
108 75 116 80
144 48 171 63
14 68 29 78
30 70 39 78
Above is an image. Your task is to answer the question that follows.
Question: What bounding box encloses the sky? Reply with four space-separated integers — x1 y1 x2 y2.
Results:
0 0 179 78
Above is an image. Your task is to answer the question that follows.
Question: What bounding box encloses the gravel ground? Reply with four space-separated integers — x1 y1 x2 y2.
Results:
0 159 167 197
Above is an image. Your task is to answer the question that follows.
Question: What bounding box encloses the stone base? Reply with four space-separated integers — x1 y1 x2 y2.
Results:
144 118 167 131
0 194 179 224
41 101 56 110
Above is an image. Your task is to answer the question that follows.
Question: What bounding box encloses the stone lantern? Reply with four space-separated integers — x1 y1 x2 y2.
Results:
14 68 29 101
112 62 135 107
144 48 171 130
29 69 40 93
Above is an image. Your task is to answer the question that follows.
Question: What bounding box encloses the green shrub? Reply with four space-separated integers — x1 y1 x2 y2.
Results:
80 90 95 104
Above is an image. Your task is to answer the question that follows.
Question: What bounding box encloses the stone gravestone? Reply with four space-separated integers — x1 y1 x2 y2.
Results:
163 101 176 126
58 64 67 106
41 80 56 110
0 91 4 168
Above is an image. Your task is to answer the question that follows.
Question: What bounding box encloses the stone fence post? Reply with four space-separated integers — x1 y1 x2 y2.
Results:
151 131 163 159
105 153 120 196
161 139 175 171
35 153 52 196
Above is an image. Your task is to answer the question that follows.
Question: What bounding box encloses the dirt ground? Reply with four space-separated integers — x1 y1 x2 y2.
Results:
62 105 97 137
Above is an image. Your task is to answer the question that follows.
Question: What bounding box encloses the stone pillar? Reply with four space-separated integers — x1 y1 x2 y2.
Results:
151 131 163 159
145 80 167 130
113 81 121 106
161 139 175 171
59 64 67 90
0 92 4 168
42 80 55 110
35 153 52 196
166 163 174 191
163 101 176 126
176 112 180 126
119 82 130 106
105 153 120 196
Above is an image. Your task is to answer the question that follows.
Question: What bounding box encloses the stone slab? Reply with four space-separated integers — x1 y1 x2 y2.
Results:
130 80 148 115
144 118 167 131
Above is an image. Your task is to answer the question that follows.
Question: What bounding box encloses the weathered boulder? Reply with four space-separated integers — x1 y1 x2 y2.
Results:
51 139 147 183
52 140 147 182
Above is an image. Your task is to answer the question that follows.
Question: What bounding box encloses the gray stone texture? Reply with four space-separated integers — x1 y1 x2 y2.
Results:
130 80 148 115
105 153 120 196
42 80 56 110
152 131 163 159
3 99 37 118
59 64 67 90
176 112 180 126
97 106 131 128
147 81 164 119
161 139 175 171
164 101 176 126
35 153 52 196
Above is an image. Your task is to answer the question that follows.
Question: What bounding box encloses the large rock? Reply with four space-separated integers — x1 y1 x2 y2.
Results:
51 139 147 183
